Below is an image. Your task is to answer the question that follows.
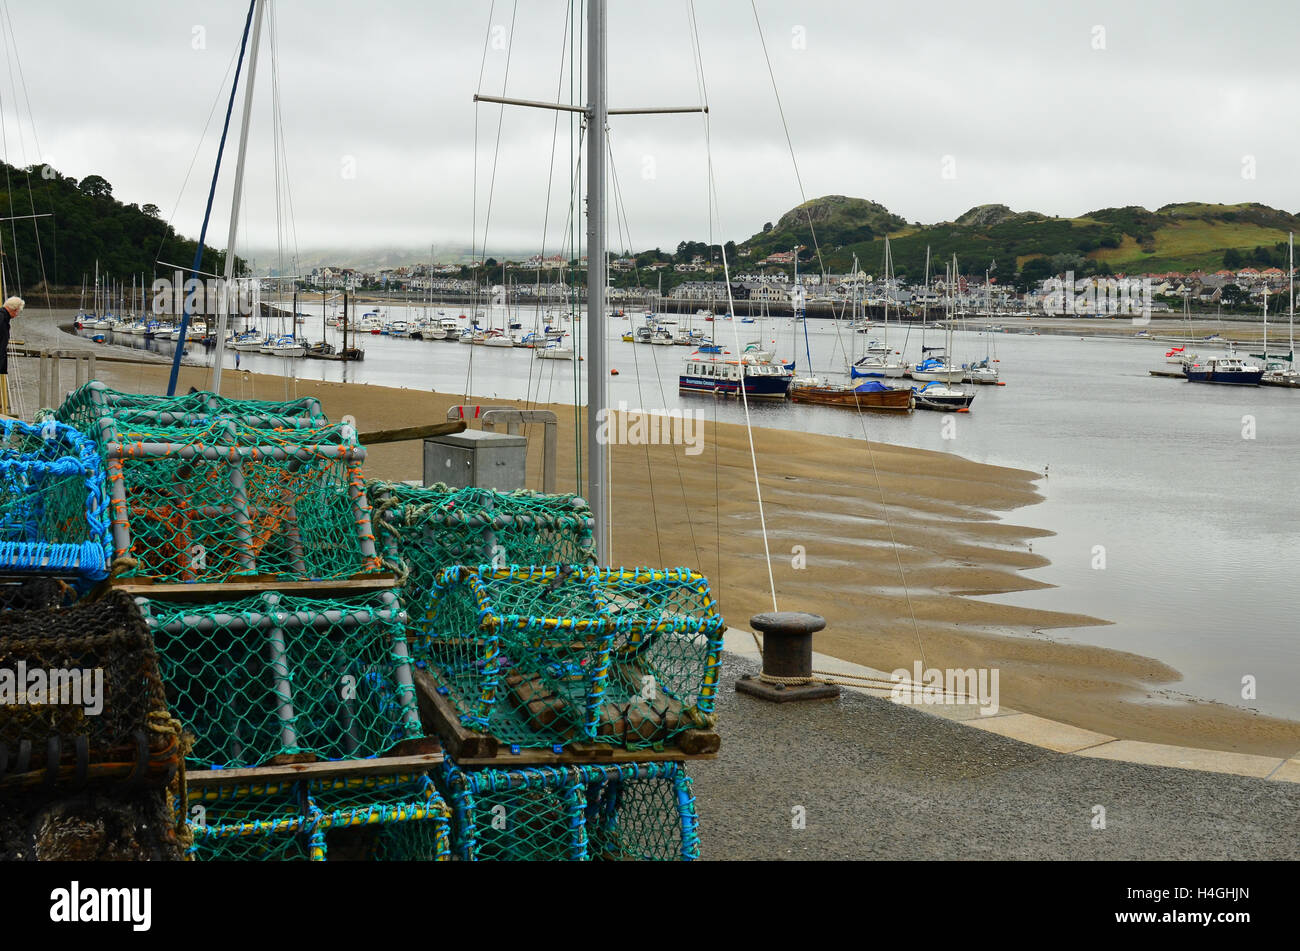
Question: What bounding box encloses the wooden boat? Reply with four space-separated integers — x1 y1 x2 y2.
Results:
789 379 913 410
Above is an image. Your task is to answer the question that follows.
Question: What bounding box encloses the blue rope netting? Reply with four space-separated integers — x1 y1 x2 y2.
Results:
0 418 111 580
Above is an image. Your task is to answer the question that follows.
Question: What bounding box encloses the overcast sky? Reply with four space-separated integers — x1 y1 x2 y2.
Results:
4 0 1299 264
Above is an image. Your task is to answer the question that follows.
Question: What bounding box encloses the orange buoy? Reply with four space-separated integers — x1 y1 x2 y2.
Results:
610 369 619 375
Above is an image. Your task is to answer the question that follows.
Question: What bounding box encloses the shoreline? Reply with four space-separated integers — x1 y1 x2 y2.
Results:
11 310 1300 758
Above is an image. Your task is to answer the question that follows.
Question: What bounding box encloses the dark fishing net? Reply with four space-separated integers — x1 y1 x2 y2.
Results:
0 591 181 790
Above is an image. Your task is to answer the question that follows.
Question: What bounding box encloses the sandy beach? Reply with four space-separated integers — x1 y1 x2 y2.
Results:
8 313 1300 758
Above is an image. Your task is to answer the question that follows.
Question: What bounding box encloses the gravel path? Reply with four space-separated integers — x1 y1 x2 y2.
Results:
692 655 1299 860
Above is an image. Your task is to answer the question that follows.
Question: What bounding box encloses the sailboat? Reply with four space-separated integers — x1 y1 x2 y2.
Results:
1260 233 1300 387
850 243 905 379
911 255 975 409
909 259 962 384
961 267 1001 384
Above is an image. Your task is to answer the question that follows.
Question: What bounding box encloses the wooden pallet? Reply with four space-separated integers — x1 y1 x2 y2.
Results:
411 667 720 767
106 573 397 602
186 751 444 788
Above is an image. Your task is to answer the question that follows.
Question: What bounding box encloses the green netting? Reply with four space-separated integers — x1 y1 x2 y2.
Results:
79 410 378 583
55 381 328 433
367 480 595 580
438 759 698 861
138 591 423 769
416 565 724 749
185 781 311 861
185 773 450 861
0 418 111 580
582 763 700 861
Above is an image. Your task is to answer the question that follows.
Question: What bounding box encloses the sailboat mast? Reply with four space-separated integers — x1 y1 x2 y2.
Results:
882 238 891 349
1263 285 1268 362
1290 232 1295 364
586 0 609 561
212 0 266 395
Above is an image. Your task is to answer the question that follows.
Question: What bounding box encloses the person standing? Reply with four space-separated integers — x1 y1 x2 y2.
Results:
0 296 25 417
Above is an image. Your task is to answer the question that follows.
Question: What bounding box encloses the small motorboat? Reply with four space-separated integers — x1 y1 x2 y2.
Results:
912 381 975 411
535 344 574 360
851 347 906 379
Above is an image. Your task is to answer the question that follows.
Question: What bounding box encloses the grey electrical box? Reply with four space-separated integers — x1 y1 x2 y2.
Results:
424 430 528 491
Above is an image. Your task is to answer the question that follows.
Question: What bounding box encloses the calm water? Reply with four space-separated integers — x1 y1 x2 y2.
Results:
79 307 1300 720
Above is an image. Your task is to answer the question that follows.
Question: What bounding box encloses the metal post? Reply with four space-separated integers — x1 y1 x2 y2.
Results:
103 455 132 564
380 589 423 739
37 352 49 409
212 0 266 395
167 0 259 397
261 592 300 755
226 455 258 573
586 0 607 562
735 612 840 702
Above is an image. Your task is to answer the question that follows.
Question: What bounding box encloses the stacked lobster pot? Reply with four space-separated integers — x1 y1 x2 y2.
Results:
40 384 451 861
368 480 724 860
0 418 112 586
0 585 184 860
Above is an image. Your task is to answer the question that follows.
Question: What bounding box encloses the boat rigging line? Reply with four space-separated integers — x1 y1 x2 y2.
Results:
748 0 928 668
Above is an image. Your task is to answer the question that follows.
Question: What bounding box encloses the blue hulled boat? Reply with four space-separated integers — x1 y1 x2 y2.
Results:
1184 357 1263 386
679 356 793 398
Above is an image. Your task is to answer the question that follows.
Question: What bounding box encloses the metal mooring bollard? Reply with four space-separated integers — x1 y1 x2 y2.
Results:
735 611 841 703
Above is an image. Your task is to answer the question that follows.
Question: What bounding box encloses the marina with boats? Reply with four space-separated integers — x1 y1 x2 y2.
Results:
5 0 1300 888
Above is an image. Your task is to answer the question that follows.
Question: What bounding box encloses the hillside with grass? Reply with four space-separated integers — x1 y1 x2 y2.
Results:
736 197 1300 290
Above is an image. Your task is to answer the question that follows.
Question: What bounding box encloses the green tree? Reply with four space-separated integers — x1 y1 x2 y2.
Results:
77 174 113 199
1223 248 1243 269
1221 283 1247 307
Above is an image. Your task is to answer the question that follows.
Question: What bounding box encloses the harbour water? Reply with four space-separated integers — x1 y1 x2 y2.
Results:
76 306 1300 722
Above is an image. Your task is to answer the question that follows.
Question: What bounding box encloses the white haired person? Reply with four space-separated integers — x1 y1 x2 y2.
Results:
0 296 23 416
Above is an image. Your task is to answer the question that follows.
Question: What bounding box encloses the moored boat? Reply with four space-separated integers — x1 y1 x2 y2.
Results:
908 352 962 383
1184 357 1263 385
259 335 305 357
961 357 1000 385
535 343 574 359
679 355 793 398
789 379 913 410
850 348 906 379
912 381 975 411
